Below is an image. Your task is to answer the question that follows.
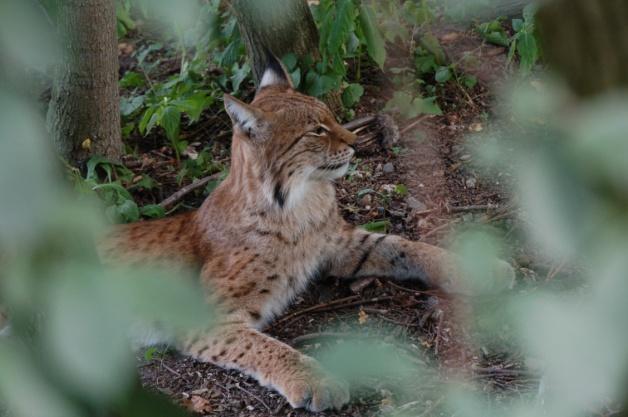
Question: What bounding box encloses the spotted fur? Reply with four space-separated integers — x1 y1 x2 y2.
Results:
99 56 513 412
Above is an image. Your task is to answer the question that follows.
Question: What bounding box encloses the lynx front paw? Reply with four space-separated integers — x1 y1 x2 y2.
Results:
281 360 350 412
285 375 349 412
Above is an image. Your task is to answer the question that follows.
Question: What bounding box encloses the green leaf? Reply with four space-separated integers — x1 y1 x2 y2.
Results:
512 18 524 32
93 182 133 202
0 344 81 417
358 4 387 69
160 106 181 142
138 107 154 135
86 156 113 182
121 122 135 138
419 32 446 65
415 52 438 75
523 3 538 22
144 347 158 362
140 204 166 219
342 83 364 108
517 32 538 73
230 62 251 93
462 74 478 89
360 220 391 233
328 0 356 56
120 71 145 88
419 96 443 115
483 31 510 47
120 95 145 117
116 199 140 223
175 93 213 123
281 53 298 71
45 269 135 402
384 91 442 119
219 41 241 68
290 68 301 89
394 184 409 196
307 74 338 97
116 2 135 31
357 188 376 198
435 66 452 83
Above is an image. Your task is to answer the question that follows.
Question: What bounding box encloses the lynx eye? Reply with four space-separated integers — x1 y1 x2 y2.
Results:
310 125 329 136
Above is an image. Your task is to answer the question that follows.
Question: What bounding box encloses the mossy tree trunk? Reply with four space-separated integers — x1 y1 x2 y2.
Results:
47 0 123 165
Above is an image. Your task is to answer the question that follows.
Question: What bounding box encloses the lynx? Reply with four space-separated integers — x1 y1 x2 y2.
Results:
99 55 513 412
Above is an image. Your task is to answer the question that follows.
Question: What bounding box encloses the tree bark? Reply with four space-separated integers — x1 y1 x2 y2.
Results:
47 0 123 165
230 0 320 85
537 0 628 97
229 0 342 113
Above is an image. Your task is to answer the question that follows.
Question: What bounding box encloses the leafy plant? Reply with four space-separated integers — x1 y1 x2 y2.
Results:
302 0 388 104
509 4 540 73
360 219 391 233
119 1 247 159
116 0 136 38
73 156 165 223
477 5 540 74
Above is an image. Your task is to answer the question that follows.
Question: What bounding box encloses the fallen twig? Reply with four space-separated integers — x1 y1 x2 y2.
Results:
421 219 461 240
159 173 222 208
273 295 361 325
546 257 568 281
224 375 273 414
342 115 376 132
448 204 500 213
292 331 376 345
400 115 430 135
387 280 439 296
273 295 396 328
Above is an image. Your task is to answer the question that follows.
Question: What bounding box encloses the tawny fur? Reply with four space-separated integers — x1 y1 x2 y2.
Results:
99 61 513 412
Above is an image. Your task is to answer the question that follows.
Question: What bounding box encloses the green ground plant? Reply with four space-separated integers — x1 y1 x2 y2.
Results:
476 4 540 73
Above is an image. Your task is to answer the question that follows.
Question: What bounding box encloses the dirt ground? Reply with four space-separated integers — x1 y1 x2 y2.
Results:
120 26 545 417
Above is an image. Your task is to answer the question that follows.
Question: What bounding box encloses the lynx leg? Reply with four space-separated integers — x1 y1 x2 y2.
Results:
182 323 349 412
331 228 514 293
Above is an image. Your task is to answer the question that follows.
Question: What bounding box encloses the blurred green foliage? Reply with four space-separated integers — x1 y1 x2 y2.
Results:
2 1 628 417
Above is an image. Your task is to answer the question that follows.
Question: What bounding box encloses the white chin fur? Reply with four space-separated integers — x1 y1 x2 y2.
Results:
327 162 350 179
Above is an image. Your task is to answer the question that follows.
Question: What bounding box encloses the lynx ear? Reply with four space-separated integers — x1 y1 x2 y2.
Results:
258 51 294 90
224 94 266 139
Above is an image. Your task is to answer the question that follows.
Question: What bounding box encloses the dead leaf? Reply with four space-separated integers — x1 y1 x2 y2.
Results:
469 122 483 132
183 395 212 414
441 32 460 43
81 138 92 151
358 308 369 325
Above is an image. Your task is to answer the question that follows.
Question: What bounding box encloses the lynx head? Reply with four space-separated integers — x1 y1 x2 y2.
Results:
223 55 357 205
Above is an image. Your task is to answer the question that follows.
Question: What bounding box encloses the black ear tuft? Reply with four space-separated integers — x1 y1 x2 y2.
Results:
258 48 294 90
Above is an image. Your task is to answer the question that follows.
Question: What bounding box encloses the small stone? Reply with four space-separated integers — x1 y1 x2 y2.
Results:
359 194 373 207
350 277 375 293
469 122 484 132
465 177 477 188
460 154 472 162
375 163 383 172
406 196 427 211
383 162 395 174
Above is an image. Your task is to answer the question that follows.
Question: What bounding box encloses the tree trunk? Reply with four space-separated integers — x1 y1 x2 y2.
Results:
230 0 320 85
47 0 123 165
229 0 342 113
536 0 628 97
